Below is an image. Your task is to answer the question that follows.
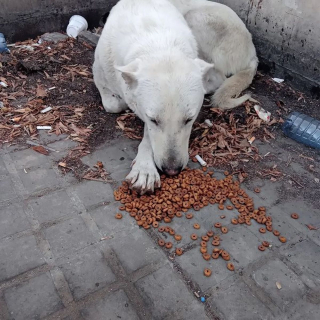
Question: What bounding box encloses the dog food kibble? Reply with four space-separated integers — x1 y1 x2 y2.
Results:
258 245 266 251
174 234 182 241
193 223 200 229
175 248 183 256
231 218 238 225
221 227 228 234
153 221 159 228
119 206 126 211
212 252 219 259
212 240 220 246
158 239 165 246
200 247 207 254
191 233 198 240
158 226 165 233
254 187 261 193
291 213 299 219
224 171 229 176
186 213 194 219
201 235 209 242
273 230 280 236
202 253 211 261
214 222 222 228
259 227 266 234
200 241 207 247
204 268 212 277
213 235 220 241
218 204 224 210
227 263 235 271
165 242 173 249
207 230 214 237
115 213 123 219
279 236 287 243
262 241 270 247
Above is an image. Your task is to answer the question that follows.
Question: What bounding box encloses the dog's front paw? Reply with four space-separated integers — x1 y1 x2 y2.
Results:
125 160 161 194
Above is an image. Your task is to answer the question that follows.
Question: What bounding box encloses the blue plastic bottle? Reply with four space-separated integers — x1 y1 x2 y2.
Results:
0 33 10 53
282 112 320 150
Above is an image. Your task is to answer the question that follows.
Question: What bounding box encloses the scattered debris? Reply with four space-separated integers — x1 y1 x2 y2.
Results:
100 235 113 241
194 292 200 298
200 297 206 303
41 106 52 113
254 105 271 122
306 224 318 231
37 126 52 130
195 155 207 167
248 136 256 145
67 15 88 38
26 140 58 152
276 282 282 290
0 81 8 88
204 119 213 127
32 145 49 155
82 161 111 182
272 78 284 84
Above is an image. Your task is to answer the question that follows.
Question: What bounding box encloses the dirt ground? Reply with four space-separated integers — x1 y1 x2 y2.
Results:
0 35 319 206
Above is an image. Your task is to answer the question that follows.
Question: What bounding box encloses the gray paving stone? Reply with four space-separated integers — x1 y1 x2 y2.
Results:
0 157 9 176
0 203 30 239
47 139 78 159
176 246 231 292
28 189 80 223
0 177 17 202
44 217 95 259
59 245 116 300
72 181 114 209
284 240 320 287
252 259 306 311
80 290 140 320
4 272 63 320
0 235 44 281
38 131 69 144
287 299 320 320
136 264 208 320
91 202 138 236
18 167 60 194
208 279 275 320
109 228 164 273
10 148 50 170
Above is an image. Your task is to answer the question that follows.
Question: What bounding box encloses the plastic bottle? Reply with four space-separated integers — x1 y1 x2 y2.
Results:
0 33 10 53
282 112 320 150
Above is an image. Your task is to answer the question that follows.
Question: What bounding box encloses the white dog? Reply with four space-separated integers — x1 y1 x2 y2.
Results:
93 0 215 193
168 0 258 109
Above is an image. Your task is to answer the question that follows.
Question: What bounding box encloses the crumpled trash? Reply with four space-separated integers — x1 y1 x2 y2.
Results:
0 33 10 53
254 105 271 122
272 78 284 84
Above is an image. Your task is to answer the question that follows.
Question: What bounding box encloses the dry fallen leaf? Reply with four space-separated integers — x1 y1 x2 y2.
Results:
58 162 67 168
36 85 47 98
306 224 318 231
32 146 49 155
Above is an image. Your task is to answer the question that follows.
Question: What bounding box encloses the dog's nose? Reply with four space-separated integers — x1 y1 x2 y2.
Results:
162 166 182 176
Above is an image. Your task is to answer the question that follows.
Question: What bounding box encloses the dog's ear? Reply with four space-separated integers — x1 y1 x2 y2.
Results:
194 59 223 94
115 59 141 88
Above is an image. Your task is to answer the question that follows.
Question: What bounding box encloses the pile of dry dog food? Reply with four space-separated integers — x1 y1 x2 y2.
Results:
114 167 289 277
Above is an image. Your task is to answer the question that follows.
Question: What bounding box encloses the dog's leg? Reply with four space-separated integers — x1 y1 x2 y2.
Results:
126 126 161 194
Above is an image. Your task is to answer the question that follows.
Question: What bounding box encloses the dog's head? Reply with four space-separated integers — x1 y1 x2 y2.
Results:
116 56 214 176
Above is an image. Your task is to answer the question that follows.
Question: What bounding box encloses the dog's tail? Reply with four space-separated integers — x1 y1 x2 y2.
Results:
211 58 258 110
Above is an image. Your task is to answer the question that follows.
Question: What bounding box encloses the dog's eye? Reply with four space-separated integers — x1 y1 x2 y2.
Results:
185 118 193 125
150 118 159 126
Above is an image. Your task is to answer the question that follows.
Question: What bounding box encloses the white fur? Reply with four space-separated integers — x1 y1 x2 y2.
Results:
93 0 214 192
168 0 258 109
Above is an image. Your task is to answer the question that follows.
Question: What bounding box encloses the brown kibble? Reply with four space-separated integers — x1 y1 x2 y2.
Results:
212 253 219 259
214 222 222 228
153 221 159 228
201 235 209 242
258 245 266 251
273 230 280 236
224 171 229 176
231 218 238 225
186 213 193 219
200 247 207 254
119 206 126 211
259 227 266 234
175 248 183 256
207 230 214 237
174 234 182 241
227 263 235 271
158 239 165 246
193 223 200 229
279 236 287 243
254 187 261 193
262 241 270 247
204 268 212 277
213 235 220 241
202 253 211 261
169 229 175 235
212 248 220 253
200 241 207 247
291 213 299 219
115 213 123 219
221 227 228 234
191 233 198 240
165 242 173 249
212 240 220 246
226 205 233 210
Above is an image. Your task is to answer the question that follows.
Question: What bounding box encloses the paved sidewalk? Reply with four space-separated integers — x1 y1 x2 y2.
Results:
0 125 319 320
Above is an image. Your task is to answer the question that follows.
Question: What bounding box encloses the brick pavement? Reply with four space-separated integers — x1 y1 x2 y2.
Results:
0 127 319 320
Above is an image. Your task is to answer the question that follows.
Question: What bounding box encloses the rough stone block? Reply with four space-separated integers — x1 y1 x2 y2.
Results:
0 177 18 202
0 203 30 239
44 217 95 259
0 235 44 281
136 264 208 320
10 148 50 170
28 189 80 223
109 228 164 273
208 279 275 320
252 259 306 311
287 299 320 320
81 290 140 320
4 272 63 320
59 245 116 300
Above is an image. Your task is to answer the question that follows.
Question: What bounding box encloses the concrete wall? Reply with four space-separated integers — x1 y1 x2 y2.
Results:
0 0 117 43
215 0 320 97
1 0 319 96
